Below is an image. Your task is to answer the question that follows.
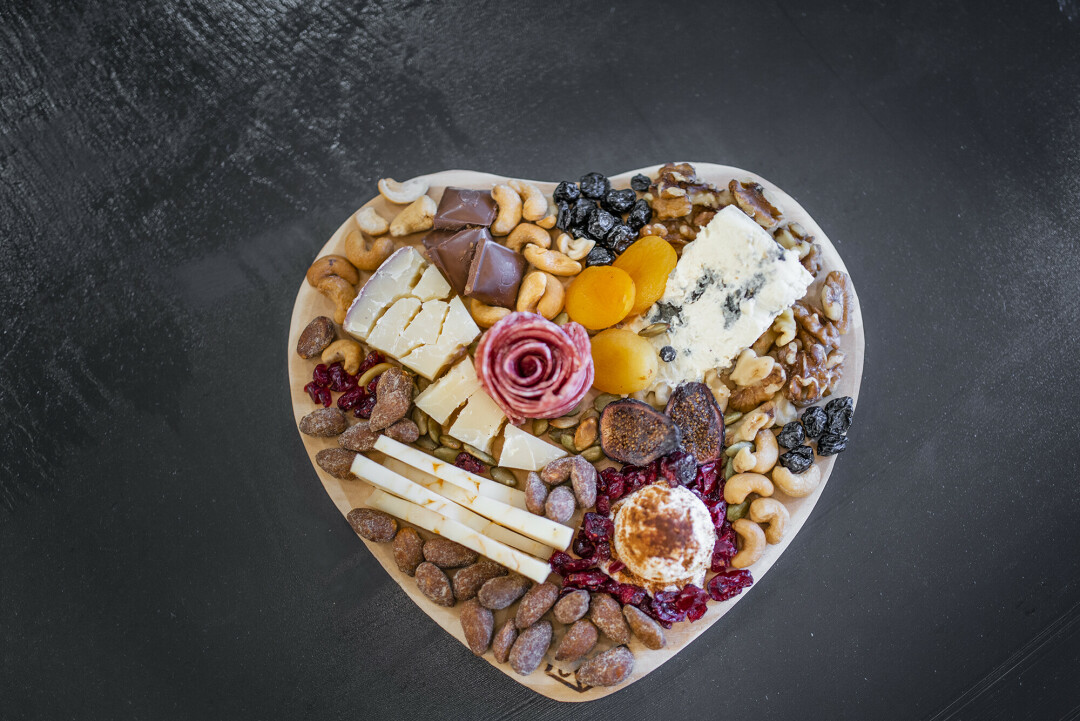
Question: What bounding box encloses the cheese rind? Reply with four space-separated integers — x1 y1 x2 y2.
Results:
447 389 506 454
627 206 813 389
414 358 481 425
498 424 568 471
343 246 427 340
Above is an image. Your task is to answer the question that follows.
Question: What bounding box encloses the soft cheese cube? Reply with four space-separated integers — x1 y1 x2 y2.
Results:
497 424 568 471
343 247 427 340
447 389 506 454
627 206 813 390
414 358 481 424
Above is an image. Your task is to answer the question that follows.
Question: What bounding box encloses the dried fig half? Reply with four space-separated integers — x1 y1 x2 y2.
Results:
599 398 681 466
664 382 724 464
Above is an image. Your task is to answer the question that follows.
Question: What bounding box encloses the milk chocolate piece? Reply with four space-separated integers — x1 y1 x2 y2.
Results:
465 239 526 308
421 228 459 254
428 227 490 296
434 188 498 230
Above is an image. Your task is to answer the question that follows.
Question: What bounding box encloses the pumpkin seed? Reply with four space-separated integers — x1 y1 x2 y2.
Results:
553 312 570 326
531 419 549 436
463 444 496 466
551 416 579 430
428 419 442 445
416 376 431 392
725 441 753 458
490 467 518 487
439 434 462 450
574 417 598 451
560 433 578 453
411 407 429 437
638 322 669 338
581 408 599 422
415 436 438 451
581 445 605 462
724 457 735 480
723 411 744 425
434 446 460 463
547 428 563 443
726 499 750 522
593 393 620 412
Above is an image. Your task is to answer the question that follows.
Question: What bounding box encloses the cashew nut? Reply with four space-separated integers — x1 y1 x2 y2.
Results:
771 462 821 498
750 428 779 474
704 369 731 412
505 223 551 252
729 364 787 413
315 275 357 324
508 180 548 221
536 214 557 230
354 206 389 236
389 195 437 237
731 518 766 569
772 307 796 346
306 255 359 287
467 297 511 328
732 446 757 474
321 339 363 375
490 184 522 236
516 271 565 319
730 349 776 387
723 472 774 504
728 401 776 443
556 233 595 261
523 244 582 276
749 498 789 544
378 177 429 204
344 230 395 271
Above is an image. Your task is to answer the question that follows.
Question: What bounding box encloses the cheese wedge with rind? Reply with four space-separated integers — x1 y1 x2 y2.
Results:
365 490 552 584
343 246 427 341
366 297 422 358
400 296 480 379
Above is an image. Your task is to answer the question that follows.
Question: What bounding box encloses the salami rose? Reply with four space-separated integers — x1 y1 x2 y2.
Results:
474 312 594 424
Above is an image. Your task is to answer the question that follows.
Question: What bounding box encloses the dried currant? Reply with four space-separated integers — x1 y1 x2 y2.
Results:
777 421 806 449
571 198 595 227
602 188 636 215
801 406 827 439
555 200 572 231
817 432 848 456
630 173 651 192
778 445 814 474
606 223 635 254
626 199 652 231
579 172 610 199
659 346 676 362
824 396 854 435
553 180 580 204
587 207 617 241
585 246 616 267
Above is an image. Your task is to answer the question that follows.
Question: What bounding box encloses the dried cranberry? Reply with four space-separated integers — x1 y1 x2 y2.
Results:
659 451 697 487
675 584 711 622
454 452 486 475
336 385 365 411
607 560 625 575
303 381 322 405
594 540 611 560
312 363 330 387
356 351 385 375
563 571 609 591
695 461 720 498
366 377 381 394
354 393 376 418
550 551 597 576
636 597 673 629
601 578 645 606
596 494 611 515
650 591 686 625
581 513 615 544
710 527 737 571
326 362 357 392
318 388 332 407
707 569 753 602
572 533 596 559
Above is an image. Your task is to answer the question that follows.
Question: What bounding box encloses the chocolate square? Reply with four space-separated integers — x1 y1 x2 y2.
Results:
465 238 526 308
427 227 490 296
433 187 498 230
421 228 459 254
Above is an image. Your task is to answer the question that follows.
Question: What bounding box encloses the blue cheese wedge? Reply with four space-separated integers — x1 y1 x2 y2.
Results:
627 205 813 390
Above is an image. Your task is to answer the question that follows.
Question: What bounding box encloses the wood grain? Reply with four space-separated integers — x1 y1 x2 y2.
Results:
286 164 865 701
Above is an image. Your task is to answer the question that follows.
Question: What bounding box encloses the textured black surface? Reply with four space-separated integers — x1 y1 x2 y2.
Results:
3 1 1080 719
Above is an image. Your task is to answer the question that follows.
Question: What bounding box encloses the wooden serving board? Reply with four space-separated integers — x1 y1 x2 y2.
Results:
287 164 865 702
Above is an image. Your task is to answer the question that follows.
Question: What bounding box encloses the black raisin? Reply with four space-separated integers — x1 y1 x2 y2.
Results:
630 174 650 192
824 396 854 435
553 181 580 204
579 172 610 199
778 445 814 473
801 406 827 439
587 207 617 240
817 433 847 456
777 421 805 449
627 199 652 231
571 198 594 227
555 200 572 231
659 346 676 362
606 224 635 254
602 188 636 215
585 246 615 266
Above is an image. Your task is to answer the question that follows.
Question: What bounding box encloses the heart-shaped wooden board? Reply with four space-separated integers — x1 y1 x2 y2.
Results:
288 164 864 701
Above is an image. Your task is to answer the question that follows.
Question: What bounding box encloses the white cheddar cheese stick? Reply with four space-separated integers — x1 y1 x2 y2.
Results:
353 452 572 550
366 490 552 584
380 457 552 558
375 435 528 508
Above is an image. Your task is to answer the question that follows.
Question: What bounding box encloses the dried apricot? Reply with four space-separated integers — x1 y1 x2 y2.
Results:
564 266 635 330
589 328 658 394
612 235 677 316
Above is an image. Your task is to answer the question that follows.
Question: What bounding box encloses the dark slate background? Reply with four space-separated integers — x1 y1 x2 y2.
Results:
3 1 1079 719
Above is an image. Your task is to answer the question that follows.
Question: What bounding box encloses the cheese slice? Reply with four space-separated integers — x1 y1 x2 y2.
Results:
411 263 452 302
400 296 480 379
374 436 572 549
414 358 481 425
389 299 449 359
365 490 552 584
365 297 422 358
498 424 568 471
343 247 427 341
381 457 551 558
447 389 506 454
